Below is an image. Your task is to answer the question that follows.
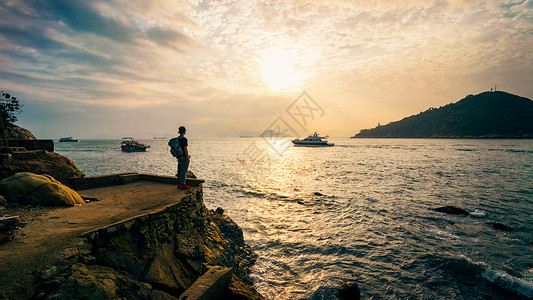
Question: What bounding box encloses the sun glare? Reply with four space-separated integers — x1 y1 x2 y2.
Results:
258 48 303 92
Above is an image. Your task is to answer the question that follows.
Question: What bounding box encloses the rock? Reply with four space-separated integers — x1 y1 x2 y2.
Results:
0 151 84 185
178 266 233 300
0 216 20 244
45 264 158 300
492 223 512 231
338 282 361 300
4 123 36 140
222 274 265 300
0 172 85 207
215 207 224 214
431 206 469 215
313 192 324 196
0 124 84 184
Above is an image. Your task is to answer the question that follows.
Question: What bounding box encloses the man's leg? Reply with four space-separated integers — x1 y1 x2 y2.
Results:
177 157 190 188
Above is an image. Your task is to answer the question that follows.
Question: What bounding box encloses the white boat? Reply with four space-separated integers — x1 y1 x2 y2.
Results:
121 137 150 152
292 132 334 147
59 137 79 142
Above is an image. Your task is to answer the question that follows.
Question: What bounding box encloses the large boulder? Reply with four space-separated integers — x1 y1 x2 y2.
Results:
0 172 84 207
0 151 84 185
4 123 36 140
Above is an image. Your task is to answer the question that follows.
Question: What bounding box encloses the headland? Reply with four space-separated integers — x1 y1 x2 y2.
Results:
0 173 264 299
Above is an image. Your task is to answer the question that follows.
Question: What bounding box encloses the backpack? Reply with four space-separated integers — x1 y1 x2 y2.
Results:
168 136 184 158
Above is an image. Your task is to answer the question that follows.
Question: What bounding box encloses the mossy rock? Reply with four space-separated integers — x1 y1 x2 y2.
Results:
0 172 84 207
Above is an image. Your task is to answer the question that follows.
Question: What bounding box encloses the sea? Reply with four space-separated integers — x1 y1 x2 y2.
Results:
55 138 533 300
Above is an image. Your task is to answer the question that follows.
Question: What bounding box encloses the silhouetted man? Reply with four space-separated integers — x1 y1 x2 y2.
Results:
176 126 191 190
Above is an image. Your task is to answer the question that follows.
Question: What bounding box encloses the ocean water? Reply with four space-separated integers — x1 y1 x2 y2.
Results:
56 138 533 299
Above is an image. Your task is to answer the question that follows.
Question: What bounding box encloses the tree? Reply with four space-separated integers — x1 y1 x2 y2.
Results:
0 91 22 147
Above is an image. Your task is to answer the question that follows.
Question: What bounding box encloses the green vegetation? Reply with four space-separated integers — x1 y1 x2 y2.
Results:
0 91 21 124
353 91 533 138
0 91 22 146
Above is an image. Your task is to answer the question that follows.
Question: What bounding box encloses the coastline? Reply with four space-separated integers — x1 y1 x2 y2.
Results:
0 173 264 299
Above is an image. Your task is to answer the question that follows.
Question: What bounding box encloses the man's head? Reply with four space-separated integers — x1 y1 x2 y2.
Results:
178 126 186 135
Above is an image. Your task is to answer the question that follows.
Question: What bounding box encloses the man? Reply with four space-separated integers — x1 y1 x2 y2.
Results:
176 126 191 190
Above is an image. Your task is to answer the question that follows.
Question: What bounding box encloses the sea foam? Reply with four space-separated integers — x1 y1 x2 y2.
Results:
459 255 533 298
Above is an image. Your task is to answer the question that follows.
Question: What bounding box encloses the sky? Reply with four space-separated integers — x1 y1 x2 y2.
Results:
0 0 532 138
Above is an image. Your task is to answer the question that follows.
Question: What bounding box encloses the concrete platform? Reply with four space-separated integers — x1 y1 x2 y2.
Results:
0 174 204 298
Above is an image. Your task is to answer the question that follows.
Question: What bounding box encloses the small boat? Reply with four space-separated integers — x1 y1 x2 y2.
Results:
153 136 167 139
121 137 150 152
59 137 79 142
292 132 334 147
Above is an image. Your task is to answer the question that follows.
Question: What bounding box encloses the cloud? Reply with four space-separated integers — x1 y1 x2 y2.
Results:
36 1 136 43
145 26 196 51
1 0 532 137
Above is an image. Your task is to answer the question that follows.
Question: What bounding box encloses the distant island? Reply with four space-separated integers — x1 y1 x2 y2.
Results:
353 91 533 138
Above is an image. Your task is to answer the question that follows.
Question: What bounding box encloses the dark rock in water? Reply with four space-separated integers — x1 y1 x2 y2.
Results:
215 207 224 214
432 206 469 215
313 192 324 196
492 223 512 231
338 282 361 300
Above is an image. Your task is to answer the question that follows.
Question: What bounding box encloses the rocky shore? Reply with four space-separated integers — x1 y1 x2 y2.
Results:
0 125 264 299
0 177 264 299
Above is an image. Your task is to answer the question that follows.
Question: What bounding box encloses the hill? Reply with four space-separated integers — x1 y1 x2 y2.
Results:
353 91 533 138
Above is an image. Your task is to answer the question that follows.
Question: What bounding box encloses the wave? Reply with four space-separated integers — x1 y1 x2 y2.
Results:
487 149 533 154
455 148 478 152
427 228 460 239
56 149 107 152
469 209 487 218
449 255 533 298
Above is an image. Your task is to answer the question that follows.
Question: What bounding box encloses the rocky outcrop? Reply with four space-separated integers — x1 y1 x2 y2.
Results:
30 187 263 299
0 151 84 185
0 124 84 185
3 123 36 140
0 172 85 207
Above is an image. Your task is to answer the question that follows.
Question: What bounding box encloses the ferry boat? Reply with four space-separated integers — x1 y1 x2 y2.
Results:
59 137 79 142
121 137 150 152
292 132 334 147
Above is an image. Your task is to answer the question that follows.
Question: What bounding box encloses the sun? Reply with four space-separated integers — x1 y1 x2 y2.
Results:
258 48 303 92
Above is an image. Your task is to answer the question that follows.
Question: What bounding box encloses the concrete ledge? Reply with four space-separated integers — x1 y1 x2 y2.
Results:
69 173 137 190
140 174 205 187
178 266 233 300
69 173 205 190
7 140 54 152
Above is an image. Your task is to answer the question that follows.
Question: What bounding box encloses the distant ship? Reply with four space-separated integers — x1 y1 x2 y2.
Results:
153 137 167 139
292 132 334 147
59 137 79 142
121 137 150 152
